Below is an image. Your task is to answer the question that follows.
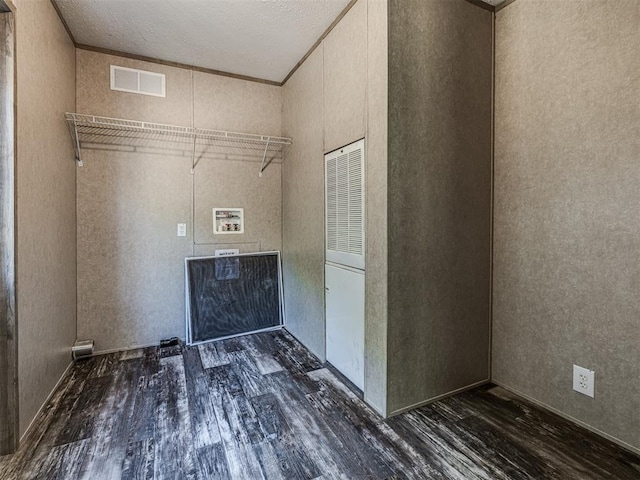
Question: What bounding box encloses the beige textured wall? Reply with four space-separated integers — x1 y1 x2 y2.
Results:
363 0 388 415
76 50 282 352
193 71 281 134
323 0 367 153
282 0 389 411
76 50 192 125
282 47 325 360
76 151 193 351
14 0 76 435
493 0 640 451
193 70 283 254
193 159 282 252
387 0 492 414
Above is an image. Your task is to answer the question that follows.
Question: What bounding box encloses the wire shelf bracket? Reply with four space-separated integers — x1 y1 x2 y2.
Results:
66 115 84 167
64 113 292 176
259 137 270 178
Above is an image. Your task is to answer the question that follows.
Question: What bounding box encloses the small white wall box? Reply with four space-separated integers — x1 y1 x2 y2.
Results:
213 208 244 234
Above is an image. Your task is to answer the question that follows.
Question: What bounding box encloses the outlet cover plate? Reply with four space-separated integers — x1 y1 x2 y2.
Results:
573 364 595 398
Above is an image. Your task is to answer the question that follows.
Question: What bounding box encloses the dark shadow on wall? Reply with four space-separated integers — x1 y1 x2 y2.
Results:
387 0 493 412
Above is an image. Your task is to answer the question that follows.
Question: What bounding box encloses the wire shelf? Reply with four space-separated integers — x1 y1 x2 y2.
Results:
65 113 292 175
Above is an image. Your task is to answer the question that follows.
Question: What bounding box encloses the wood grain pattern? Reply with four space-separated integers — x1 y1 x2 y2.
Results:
0 9 16 456
1 330 639 479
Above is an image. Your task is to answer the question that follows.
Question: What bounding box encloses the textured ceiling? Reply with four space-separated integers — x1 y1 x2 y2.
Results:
55 0 506 83
54 0 352 83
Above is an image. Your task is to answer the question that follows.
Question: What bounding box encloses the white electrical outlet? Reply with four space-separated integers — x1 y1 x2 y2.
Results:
573 365 595 398
177 223 187 237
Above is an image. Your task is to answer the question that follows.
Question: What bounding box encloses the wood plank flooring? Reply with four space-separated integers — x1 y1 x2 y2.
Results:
1 330 639 479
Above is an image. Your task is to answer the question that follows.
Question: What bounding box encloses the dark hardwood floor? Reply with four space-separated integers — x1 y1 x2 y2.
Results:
1 330 639 479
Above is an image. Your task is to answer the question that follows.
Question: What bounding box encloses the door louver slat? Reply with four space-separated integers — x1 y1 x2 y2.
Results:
325 139 365 270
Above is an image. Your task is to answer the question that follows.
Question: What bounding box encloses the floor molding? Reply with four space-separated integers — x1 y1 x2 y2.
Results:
19 361 74 444
92 341 166 357
492 380 640 456
282 327 326 363
388 378 491 417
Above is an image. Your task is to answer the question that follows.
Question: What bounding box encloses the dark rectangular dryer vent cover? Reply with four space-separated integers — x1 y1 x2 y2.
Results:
185 252 284 344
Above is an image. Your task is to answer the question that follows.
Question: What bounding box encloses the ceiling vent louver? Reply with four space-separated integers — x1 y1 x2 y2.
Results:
110 65 165 97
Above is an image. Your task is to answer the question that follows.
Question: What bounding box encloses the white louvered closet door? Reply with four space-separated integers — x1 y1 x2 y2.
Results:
325 139 365 270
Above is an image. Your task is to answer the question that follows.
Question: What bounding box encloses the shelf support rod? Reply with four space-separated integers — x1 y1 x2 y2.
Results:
190 134 198 174
73 117 83 167
259 137 270 178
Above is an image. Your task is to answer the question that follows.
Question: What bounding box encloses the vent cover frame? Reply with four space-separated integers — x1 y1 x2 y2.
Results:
325 138 365 270
110 65 166 98
184 251 285 346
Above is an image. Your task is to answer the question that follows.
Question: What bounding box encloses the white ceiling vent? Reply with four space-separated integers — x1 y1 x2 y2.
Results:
110 65 165 97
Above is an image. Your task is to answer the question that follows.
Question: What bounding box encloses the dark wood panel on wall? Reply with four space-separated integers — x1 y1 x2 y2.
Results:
0 7 17 456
